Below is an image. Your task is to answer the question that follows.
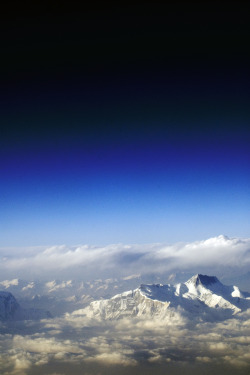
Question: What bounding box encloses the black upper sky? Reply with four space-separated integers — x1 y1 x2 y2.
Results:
1 2 249 148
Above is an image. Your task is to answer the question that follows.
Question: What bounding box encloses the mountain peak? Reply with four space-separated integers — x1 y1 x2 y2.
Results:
187 274 220 287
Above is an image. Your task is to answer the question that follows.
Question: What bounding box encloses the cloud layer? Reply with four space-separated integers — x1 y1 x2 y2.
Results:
1 307 250 375
0 235 250 280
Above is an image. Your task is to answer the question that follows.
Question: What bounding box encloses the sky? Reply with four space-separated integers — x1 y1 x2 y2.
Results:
1 3 250 247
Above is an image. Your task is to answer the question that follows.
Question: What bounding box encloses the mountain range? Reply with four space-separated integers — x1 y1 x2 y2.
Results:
1 274 250 322
72 274 250 321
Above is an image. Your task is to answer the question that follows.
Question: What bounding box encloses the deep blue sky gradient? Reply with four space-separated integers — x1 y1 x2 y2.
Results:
1 3 250 246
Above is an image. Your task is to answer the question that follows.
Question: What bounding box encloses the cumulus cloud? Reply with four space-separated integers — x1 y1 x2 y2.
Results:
0 235 250 280
1 306 250 375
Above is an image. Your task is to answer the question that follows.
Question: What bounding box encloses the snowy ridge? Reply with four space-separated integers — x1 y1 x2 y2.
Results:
73 274 250 320
74 288 172 320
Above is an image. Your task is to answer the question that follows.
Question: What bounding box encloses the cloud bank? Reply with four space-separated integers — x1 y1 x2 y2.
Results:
1 308 250 374
0 235 250 280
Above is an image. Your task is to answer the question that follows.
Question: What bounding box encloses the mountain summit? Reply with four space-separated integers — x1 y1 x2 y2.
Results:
72 274 250 321
187 274 220 287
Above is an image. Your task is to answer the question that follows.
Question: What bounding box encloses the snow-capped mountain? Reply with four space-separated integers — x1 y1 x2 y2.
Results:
0 291 51 321
1 272 250 318
72 274 250 320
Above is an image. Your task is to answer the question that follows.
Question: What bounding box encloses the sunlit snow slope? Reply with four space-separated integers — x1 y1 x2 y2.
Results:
73 274 250 320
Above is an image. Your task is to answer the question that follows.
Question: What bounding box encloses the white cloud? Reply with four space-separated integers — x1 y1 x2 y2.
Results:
0 235 249 280
12 335 83 355
1 304 250 375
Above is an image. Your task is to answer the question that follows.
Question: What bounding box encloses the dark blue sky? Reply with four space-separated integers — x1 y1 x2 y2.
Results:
1 3 249 246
